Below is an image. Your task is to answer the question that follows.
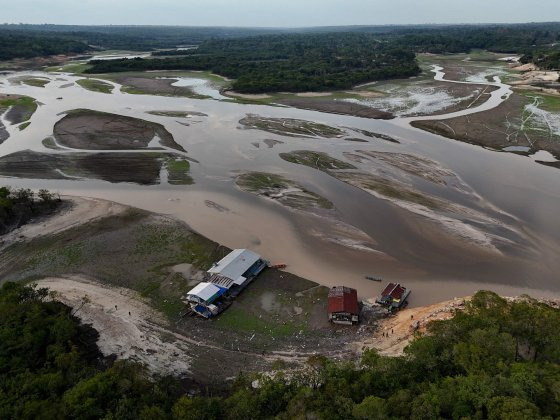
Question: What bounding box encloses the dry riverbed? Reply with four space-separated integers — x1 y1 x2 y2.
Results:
2 196 557 382
280 149 529 254
235 171 382 254
0 196 365 383
0 109 194 184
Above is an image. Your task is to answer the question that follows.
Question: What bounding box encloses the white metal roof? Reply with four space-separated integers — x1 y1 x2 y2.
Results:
186 282 221 302
207 249 261 281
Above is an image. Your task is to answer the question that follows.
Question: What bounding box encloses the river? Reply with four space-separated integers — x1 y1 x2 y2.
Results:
1 67 559 306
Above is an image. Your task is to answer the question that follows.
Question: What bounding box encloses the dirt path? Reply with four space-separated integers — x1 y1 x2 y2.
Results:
0 196 126 251
36 275 194 376
352 297 468 356
35 275 340 377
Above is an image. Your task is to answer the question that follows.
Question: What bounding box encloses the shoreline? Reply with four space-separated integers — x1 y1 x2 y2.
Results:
2 195 560 378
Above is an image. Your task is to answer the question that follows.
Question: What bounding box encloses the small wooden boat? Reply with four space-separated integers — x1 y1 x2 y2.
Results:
269 263 287 269
365 275 382 282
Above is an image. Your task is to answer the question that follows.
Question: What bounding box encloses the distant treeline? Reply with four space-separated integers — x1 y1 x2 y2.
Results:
2 23 560 88
2 286 560 419
84 24 560 92
391 25 560 54
0 31 90 60
86 33 421 93
0 187 60 235
0 25 285 53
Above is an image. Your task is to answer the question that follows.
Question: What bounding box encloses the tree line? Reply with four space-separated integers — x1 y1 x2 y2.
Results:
84 25 560 93
521 48 560 72
0 186 60 235
1 284 559 419
0 31 90 60
86 33 421 93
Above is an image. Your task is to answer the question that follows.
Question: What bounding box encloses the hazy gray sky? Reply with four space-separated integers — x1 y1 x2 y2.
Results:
1 0 559 27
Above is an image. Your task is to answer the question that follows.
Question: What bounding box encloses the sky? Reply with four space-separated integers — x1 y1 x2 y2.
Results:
0 0 559 27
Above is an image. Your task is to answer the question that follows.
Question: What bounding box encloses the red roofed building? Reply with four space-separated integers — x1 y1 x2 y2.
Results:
377 282 411 311
328 286 359 325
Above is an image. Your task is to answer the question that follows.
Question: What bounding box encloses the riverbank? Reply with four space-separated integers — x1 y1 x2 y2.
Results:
3 194 559 382
0 195 360 382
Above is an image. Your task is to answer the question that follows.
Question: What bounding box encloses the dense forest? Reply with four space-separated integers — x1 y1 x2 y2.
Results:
84 24 560 92
390 24 560 54
0 25 284 53
0 187 60 235
86 33 421 93
521 48 560 71
2 23 560 90
1 284 559 419
0 31 90 60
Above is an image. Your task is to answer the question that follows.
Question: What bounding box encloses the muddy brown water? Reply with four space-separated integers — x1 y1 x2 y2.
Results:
1 69 560 306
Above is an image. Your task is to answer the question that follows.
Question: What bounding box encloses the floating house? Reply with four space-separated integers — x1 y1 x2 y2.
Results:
184 282 227 318
184 249 268 318
328 286 359 325
376 283 411 312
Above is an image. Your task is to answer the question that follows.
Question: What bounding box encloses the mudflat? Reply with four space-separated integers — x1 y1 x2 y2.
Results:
54 109 185 152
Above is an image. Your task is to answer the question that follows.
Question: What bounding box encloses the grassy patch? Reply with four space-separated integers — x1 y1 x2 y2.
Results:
236 172 286 192
215 305 303 338
531 94 560 112
0 96 37 122
76 78 114 94
165 158 193 185
236 172 334 210
42 137 63 150
279 150 356 171
239 114 345 138
18 122 30 131
46 62 91 74
21 77 50 88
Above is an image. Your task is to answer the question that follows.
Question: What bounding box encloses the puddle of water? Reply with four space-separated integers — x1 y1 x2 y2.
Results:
167 77 227 100
260 291 279 312
503 146 530 152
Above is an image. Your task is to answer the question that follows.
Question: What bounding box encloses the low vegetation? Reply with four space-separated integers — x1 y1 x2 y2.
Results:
19 77 50 87
2 283 559 419
236 172 334 211
239 114 345 138
0 95 37 124
18 121 30 131
76 78 114 94
279 150 356 171
165 158 193 185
